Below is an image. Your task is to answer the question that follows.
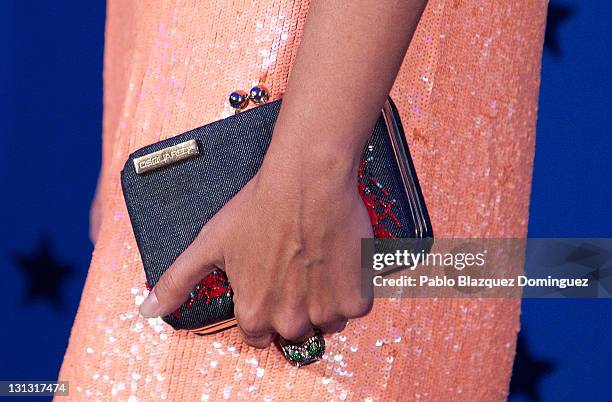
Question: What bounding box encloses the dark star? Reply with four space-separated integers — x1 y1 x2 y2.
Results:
13 236 73 308
544 3 574 57
509 332 556 401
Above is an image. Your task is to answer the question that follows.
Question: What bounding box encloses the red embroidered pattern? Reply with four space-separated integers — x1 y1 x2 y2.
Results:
358 153 402 239
186 270 232 307
145 269 232 319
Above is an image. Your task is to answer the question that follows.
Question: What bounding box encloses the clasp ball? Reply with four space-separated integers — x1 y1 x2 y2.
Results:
249 85 270 104
229 90 250 110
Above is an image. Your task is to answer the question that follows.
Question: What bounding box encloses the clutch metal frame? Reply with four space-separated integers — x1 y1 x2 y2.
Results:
381 99 432 239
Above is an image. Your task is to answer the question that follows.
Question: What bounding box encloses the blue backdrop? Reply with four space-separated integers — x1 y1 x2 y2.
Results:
0 1 609 401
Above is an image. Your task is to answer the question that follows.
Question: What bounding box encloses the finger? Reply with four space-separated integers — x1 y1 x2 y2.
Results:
341 296 374 319
139 224 223 318
309 307 348 334
318 319 348 335
273 315 312 342
237 325 274 349
234 299 275 348
308 301 346 334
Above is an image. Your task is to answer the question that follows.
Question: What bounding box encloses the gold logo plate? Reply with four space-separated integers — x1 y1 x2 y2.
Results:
134 139 199 174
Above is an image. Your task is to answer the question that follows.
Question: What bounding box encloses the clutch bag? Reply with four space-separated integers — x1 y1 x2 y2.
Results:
121 97 432 334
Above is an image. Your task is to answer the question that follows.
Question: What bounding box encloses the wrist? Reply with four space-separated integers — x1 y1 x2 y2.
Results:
259 130 363 192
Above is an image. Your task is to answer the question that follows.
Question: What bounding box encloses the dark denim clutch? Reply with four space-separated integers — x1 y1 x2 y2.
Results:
121 98 432 334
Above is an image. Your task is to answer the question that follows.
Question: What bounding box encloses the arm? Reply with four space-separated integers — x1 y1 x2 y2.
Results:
270 0 426 181
140 0 427 347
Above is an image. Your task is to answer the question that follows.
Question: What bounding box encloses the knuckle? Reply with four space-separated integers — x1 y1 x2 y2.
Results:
235 304 267 336
309 306 338 328
320 319 348 334
155 270 183 299
344 297 373 318
274 317 311 341
241 333 273 349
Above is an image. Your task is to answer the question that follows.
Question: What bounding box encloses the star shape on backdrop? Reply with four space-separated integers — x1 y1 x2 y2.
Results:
13 236 74 309
544 2 574 57
509 332 556 402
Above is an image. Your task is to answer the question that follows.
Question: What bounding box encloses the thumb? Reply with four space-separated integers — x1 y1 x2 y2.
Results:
139 222 224 318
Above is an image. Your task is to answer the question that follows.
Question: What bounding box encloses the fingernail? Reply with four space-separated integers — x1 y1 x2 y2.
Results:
139 289 160 318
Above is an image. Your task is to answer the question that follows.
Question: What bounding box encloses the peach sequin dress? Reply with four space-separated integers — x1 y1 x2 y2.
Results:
58 1 548 400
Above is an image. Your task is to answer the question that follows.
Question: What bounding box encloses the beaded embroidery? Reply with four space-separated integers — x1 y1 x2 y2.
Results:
358 147 403 239
145 269 232 320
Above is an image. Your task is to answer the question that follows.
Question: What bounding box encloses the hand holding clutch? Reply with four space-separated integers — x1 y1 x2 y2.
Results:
122 97 433 364
139 120 375 348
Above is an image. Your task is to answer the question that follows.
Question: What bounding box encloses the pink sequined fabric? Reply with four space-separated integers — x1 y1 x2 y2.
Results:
58 0 547 400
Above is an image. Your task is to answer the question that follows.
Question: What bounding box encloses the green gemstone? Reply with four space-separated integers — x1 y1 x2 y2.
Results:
290 350 303 362
308 340 320 356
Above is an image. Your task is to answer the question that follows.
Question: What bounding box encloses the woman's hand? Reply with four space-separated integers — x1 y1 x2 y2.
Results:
139 150 374 347
139 0 426 346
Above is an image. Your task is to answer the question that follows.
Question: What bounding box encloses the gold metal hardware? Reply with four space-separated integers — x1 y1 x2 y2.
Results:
189 318 237 335
134 139 199 174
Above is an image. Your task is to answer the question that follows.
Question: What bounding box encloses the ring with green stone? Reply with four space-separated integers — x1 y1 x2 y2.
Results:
279 329 325 367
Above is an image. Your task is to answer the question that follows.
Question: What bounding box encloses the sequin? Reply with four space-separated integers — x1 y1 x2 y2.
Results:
59 0 544 399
